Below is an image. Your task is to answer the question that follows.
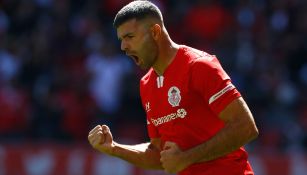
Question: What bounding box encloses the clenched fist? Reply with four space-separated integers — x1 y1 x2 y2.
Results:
160 141 191 173
88 125 114 155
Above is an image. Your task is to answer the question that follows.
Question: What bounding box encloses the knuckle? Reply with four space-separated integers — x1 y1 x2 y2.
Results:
94 125 101 130
101 124 107 128
102 125 110 131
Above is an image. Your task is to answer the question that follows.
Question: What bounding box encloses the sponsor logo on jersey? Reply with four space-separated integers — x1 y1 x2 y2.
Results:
150 108 187 126
168 86 181 107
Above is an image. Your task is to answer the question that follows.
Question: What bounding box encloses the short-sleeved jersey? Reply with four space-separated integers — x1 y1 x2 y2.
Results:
140 46 254 175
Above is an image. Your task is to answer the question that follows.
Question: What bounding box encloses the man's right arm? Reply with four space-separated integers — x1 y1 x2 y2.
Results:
111 138 163 169
88 125 163 170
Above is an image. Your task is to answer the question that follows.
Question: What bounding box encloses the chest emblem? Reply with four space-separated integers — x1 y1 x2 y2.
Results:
168 86 181 107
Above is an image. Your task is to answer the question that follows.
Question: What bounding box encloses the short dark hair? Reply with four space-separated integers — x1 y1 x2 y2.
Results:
113 0 163 28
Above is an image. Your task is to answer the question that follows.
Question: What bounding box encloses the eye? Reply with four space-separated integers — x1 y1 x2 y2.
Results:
121 34 134 41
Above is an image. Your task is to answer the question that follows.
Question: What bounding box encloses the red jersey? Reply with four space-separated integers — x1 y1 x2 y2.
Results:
140 46 254 175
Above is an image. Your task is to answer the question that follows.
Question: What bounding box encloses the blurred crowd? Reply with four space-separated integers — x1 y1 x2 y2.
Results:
0 0 306 154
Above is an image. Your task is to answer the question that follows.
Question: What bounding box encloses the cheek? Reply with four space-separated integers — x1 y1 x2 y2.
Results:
144 38 158 56
138 34 159 65
143 43 157 62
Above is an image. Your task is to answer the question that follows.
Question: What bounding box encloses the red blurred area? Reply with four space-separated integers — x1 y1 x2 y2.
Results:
0 143 307 175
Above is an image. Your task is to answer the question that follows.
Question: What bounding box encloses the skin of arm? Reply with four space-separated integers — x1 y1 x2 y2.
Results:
160 97 259 173
111 138 163 169
88 125 163 170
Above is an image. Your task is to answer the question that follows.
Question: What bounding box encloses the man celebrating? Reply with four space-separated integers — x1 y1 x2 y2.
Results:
88 0 259 174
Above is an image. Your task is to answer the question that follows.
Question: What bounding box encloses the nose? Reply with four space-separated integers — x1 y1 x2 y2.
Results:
121 40 128 51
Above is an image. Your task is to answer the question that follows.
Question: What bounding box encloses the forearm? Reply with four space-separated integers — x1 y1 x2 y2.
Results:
182 98 259 164
158 117 258 174
185 118 258 164
108 142 163 169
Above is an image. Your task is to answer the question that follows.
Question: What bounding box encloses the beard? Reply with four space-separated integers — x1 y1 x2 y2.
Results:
139 40 159 70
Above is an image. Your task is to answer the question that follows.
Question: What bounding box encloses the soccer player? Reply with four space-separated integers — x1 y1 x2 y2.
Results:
88 0 259 174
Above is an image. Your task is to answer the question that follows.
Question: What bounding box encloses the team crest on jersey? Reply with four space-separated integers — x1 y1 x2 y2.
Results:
168 86 181 107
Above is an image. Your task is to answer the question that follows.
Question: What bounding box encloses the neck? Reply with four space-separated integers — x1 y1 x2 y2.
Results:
153 35 179 76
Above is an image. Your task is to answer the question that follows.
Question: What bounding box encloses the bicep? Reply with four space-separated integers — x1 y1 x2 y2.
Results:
219 97 257 131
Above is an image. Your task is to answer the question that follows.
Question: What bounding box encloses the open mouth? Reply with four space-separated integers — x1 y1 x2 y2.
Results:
129 55 140 65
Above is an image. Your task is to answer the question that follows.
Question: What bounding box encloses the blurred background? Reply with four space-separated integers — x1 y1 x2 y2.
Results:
0 0 306 174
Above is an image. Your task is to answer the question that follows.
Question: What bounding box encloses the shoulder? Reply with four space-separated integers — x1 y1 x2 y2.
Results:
178 45 219 68
191 55 221 72
185 47 229 87
180 46 221 74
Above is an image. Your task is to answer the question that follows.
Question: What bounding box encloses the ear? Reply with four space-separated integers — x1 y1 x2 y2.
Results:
151 24 162 41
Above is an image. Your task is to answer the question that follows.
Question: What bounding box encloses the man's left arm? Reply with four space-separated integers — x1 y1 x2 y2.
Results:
160 97 259 173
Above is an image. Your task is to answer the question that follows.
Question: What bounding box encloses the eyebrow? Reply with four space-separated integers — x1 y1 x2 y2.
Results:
118 32 134 41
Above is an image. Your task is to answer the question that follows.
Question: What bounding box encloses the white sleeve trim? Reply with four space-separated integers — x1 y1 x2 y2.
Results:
209 84 235 104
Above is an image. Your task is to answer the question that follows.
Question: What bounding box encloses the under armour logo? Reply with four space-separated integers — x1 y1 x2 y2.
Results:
145 102 151 112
